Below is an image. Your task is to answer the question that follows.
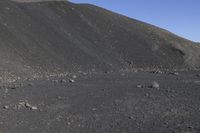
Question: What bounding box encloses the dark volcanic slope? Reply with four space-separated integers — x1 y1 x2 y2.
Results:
0 1 200 82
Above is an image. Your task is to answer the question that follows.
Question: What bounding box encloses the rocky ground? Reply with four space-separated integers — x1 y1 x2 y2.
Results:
0 1 200 133
0 70 200 133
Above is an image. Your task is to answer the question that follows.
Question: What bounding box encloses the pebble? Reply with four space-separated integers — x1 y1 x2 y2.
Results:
25 102 32 108
60 79 67 83
69 79 75 83
137 84 143 88
18 102 38 110
151 81 160 89
3 105 9 109
31 106 38 110
128 116 134 120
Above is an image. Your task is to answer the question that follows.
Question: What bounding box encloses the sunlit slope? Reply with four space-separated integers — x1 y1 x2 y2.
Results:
0 1 199 82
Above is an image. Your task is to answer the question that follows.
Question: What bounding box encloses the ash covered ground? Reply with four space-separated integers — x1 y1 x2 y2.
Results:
0 0 200 133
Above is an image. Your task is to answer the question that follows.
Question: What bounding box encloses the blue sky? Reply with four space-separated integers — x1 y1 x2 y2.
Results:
71 0 200 42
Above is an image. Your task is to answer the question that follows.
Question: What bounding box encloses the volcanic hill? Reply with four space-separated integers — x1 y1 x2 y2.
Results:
0 0 200 82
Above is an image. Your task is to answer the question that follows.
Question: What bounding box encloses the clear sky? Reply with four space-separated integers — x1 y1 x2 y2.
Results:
71 0 200 42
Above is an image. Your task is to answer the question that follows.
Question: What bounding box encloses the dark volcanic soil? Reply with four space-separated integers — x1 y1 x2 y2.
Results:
0 1 200 133
0 71 200 133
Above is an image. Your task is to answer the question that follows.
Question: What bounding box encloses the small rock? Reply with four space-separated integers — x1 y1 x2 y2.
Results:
22 102 38 110
128 116 134 120
25 102 31 108
137 84 143 88
187 125 193 129
60 79 67 83
3 105 9 109
19 102 26 106
151 81 160 89
31 106 38 110
69 79 75 83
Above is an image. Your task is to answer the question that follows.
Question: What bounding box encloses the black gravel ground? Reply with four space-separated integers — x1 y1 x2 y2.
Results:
0 1 200 133
0 71 200 133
